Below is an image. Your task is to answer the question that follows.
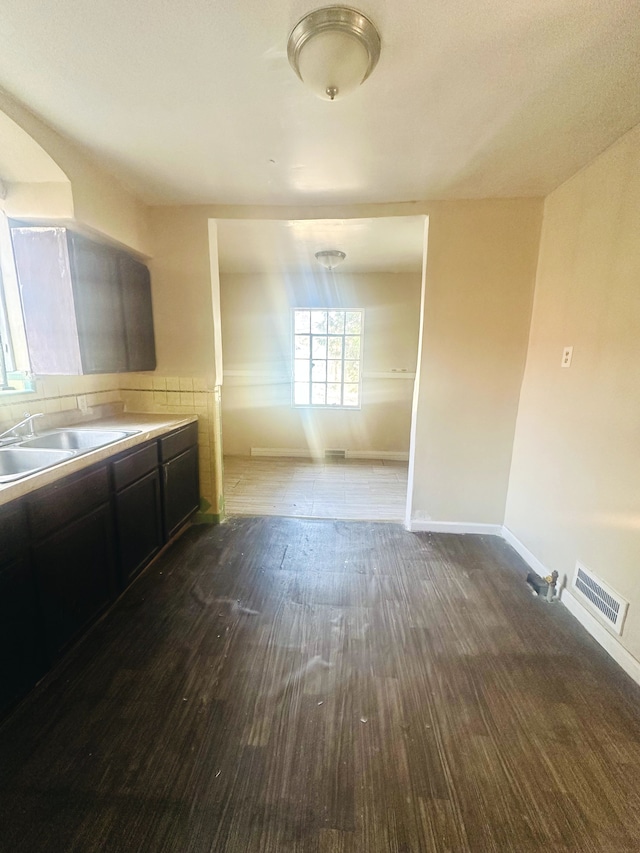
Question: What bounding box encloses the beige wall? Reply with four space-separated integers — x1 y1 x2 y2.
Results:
147 207 216 383
147 200 542 525
0 90 149 255
505 125 640 660
409 200 543 526
220 271 421 456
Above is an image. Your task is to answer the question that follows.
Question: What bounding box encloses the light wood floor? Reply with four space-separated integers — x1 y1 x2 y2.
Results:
223 456 408 521
2 517 640 851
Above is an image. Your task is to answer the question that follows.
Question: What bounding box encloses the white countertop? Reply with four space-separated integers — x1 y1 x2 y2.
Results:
0 412 198 507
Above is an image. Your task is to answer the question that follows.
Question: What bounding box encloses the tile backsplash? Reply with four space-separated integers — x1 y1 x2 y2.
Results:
0 373 223 521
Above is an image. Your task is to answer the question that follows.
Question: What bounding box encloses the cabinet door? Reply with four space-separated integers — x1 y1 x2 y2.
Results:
162 445 200 540
33 504 117 661
0 556 47 714
0 501 46 714
115 469 163 586
68 233 127 373
10 226 83 375
118 254 157 372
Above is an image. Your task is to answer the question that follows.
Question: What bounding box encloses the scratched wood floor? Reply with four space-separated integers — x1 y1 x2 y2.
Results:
1 518 640 852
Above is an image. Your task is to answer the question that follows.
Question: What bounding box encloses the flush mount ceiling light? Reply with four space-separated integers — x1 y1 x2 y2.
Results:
315 249 347 270
287 6 381 101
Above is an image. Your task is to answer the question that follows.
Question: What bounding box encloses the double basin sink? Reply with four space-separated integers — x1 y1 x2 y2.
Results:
0 428 139 484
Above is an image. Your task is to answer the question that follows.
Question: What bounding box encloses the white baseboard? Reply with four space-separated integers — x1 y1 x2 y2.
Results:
250 447 313 458
561 588 640 686
346 450 409 461
501 526 640 688
250 447 409 461
501 525 550 578
408 520 503 536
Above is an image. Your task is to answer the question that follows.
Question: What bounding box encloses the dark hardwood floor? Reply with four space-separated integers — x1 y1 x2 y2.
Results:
2 517 640 852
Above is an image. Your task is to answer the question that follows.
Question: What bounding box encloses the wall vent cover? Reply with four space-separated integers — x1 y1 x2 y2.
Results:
571 561 628 635
324 449 346 459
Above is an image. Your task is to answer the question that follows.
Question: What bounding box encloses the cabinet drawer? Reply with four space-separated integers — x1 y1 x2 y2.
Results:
27 465 110 540
0 501 28 566
159 421 198 463
112 442 158 491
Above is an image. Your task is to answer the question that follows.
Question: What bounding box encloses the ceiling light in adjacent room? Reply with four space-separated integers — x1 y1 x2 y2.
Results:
315 249 346 270
287 6 381 101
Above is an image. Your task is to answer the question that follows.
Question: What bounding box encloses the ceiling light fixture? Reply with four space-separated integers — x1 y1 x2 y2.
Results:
287 6 381 101
315 249 346 270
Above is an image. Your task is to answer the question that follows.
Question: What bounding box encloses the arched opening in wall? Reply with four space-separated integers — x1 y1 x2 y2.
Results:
0 110 72 394
214 215 427 522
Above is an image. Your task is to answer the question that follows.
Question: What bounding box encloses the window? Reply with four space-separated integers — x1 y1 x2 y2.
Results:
0 212 32 393
293 309 363 408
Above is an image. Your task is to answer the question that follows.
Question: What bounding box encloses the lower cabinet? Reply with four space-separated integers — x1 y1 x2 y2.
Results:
163 445 200 539
33 504 117 661
0 420 200 715
0 503 46 715
115 469 163 586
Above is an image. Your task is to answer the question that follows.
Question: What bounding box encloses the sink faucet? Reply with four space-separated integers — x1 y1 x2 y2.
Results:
0 411 45 444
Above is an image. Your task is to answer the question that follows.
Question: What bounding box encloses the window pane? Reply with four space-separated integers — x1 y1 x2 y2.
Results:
311 311 327 334
295 335 310 358
294 359 309 382
294 383 310 405
344 360 359 383
327 359 342 382
312 383 326 405
345 335 360 359
345 312 362 334
327 383 341 405
328 311 344 334
294 310 310 334
327 336 343 358
343 384 359 406
312 336 327 358
311 360 326 382
292 308 363 410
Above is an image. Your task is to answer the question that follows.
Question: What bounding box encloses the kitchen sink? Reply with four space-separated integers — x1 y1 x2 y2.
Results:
20 429 137 452
0 427 141 483
0 447 75 483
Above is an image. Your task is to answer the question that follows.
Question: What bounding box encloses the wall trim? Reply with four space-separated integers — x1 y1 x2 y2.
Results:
408 520 503 536
251 447 313 458
501 526 640 688
501 525 550 579
362 371 416 380
561 588 640 686
346 450 409 461
250 447 409 461
225 369 416 381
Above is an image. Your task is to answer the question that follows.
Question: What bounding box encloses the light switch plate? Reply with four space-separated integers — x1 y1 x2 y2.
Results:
561 346 573 368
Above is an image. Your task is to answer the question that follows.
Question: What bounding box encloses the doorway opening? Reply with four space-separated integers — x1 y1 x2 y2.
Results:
212 215 427 522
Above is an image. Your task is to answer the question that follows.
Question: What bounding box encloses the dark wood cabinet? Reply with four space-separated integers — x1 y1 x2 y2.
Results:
162 446 199 539
119 254 156 372
28 465 117 661
112 440 164 588
33 504 117 660
160 423 200 539
68 233 128 374
0 502 46 714
114 469 163 586
10 225 155 375
0 422 199 714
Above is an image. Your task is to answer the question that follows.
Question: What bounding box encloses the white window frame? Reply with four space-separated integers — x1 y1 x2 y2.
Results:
0 211 32 391
291 308 363 409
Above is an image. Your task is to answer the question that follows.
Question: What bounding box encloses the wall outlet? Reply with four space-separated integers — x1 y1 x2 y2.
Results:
561 346 573 368
77 394 88 413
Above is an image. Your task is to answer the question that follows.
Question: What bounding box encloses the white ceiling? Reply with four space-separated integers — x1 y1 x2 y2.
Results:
0 1 638 206
216 217 425 274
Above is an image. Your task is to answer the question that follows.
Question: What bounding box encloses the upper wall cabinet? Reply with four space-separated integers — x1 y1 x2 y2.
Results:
118 252 156 373
10 226 156 375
